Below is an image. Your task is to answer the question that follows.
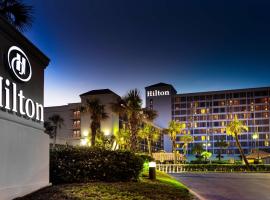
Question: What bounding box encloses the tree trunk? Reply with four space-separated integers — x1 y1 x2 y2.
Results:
235 135 251 170
218 148 221 161
130 119 138 152
91 129 96 146
172 140 176 164
53 127 57 148
147 138 152 156
91 123 98 147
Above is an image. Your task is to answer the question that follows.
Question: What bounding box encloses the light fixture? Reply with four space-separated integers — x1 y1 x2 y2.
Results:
82 130 89 137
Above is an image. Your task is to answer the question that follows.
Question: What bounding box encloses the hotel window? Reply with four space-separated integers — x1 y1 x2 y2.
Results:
175 97 180 102
240 99 246 105
175 104 180 110
180 97 186 102
265 141 269 147
180 103 186 108
255 91 268 97
213 108 219 113
199 102 206 107
150 99 153 105
213 101 219 106
73 130 80 137
200 109 206 114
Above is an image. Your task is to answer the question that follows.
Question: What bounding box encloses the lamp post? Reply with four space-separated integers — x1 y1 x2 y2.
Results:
149 161 156 180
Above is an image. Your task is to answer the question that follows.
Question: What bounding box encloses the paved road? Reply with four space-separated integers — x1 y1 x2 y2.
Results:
172 173 270 200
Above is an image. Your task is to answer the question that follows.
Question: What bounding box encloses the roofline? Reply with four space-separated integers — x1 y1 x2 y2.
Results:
175 86 270 96
45 102 81 108
80 89 121 98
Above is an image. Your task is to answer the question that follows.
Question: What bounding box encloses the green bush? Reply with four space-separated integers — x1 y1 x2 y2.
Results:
50 147 144 184
178 164 270 172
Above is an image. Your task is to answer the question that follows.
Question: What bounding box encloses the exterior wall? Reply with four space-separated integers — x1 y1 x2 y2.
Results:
44 103 81 146
145 83 176 152
44 92 120 146
0 17 50 199
145 83 270 159
80 93 120 138
0 116 49 200
174 88 270 159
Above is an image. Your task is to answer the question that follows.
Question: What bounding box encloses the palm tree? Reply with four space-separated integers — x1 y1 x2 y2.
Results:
215 139 229 161
48 114 64 148
201 151 212 162
114 125 131 150
119 89 143 152
167 120 186 163
180 134 193 157
82 99 108 147
44 121 54 138
192 143 204 160
142 108 158 122
0 0 34 31
138 124 160 156
226 115 250 169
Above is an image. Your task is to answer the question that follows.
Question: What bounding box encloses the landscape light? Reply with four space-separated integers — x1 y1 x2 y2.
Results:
104 129 111 136
149 161 156 180
80 138 87 146
149 161 156 168
82 130 89 137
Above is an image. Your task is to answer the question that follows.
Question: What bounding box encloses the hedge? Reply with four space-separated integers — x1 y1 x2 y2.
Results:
50 147 144 184
166 164 270 172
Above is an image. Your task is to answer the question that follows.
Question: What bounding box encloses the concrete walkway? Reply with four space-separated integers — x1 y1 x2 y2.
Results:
172 173 270 200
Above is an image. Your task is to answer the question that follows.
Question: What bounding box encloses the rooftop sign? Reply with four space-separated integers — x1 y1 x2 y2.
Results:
147 90 170 97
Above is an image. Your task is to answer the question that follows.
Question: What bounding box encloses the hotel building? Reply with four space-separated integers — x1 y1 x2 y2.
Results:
44 89 163 152
146 83 270 158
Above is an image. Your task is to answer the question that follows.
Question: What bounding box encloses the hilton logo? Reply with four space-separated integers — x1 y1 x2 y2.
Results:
0 46 44 122
8 46 32 82
147 90 170 97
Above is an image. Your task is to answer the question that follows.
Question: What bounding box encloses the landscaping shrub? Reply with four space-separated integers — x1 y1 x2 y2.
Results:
178 164 270 172
50 147 144 184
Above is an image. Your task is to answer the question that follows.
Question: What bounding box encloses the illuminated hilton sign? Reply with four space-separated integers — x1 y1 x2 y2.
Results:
0 46 44 122
147 90 170 97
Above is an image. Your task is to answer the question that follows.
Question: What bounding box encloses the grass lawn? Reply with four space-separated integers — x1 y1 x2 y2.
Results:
17 171 192 200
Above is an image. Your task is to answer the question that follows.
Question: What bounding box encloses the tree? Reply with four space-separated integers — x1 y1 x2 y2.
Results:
192 143 204 160
138 124 160 156
44 121 54 138
114 125 131 150
180 134 193 156
123 89 143 152
215 139 229 161
48 114 64 148
226 115 250 169
201 151 212 161
142 108 158 122
82 99 108 147
96 129 113 150
0 0 33 31
167 120 186 163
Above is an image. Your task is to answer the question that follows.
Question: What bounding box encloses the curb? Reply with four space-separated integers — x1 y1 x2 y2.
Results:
188 188 207 200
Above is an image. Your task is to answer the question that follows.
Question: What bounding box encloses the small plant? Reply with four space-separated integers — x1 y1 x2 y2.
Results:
201 151 212 161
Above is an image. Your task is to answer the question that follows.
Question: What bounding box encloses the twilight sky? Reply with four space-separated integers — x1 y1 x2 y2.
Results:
24 0 270 106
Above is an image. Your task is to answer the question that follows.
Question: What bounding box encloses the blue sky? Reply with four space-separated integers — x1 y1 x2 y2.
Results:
24 0 270 106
